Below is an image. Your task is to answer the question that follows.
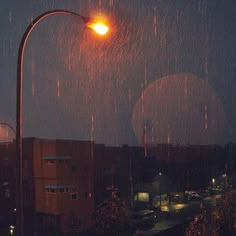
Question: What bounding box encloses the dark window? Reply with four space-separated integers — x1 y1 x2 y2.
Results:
71 193 78 200
45 160 55 164
59 188 65 193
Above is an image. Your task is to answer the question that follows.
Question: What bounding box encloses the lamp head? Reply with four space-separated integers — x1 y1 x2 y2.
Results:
86 18 109 36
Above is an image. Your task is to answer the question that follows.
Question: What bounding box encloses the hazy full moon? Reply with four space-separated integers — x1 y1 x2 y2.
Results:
0 124 15 143
132 73 225 145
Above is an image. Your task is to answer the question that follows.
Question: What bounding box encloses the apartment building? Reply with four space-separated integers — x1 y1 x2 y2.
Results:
23 138 95 234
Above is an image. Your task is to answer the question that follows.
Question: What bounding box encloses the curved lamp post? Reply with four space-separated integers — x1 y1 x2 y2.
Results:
16 10 109 236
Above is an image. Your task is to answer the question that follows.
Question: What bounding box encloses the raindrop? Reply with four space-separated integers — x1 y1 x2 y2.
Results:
57 80 60 98
9 39 13 50
144 64 148 87
153 8 158 37
90 113 94 142
204 55 209 79
141 83 144 114
128 89 132 104
232 61 235 77
8 10 12 23
204 105 208 129
31 80 35 97
109 0 114 8
68 52 71 72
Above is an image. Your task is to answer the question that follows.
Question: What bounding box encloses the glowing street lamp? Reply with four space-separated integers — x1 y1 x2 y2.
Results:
88 21 109 35
9 225 15 236
212 178 215 185
16 9 109 236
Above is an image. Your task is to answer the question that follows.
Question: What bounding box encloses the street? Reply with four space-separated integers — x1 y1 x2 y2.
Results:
132 193 234 236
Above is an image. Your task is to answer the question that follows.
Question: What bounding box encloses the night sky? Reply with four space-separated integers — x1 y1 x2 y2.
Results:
0 0 235 146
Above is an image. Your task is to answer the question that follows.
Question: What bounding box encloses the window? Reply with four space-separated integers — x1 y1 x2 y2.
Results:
71 187 77 192
71 193 78 200
59 188 65 193
45 160 55 164
43 156 72 163
59 159 69 164
45 184 70 193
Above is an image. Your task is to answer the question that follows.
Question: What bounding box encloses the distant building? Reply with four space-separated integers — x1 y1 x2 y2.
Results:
23 138 95 234
0 138 235 234
0 142 15 225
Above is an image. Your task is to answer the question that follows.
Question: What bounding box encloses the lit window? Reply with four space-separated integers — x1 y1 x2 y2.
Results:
45 184 70 193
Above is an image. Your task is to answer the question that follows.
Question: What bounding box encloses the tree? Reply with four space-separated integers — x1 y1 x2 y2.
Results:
95 188 130 236
185 188 233 236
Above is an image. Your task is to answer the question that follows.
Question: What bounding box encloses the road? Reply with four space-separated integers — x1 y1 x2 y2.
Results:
132 194 223 236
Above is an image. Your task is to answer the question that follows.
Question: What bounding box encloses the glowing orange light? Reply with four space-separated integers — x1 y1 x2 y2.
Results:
88 21 109 35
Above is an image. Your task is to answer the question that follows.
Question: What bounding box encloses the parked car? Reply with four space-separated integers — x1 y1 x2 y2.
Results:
187 192 202 201
131 209 156 228
170 192 185 203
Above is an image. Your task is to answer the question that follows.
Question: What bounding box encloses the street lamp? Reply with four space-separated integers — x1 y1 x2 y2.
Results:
16 10 109 236
88 21 109 35
212 178 215 187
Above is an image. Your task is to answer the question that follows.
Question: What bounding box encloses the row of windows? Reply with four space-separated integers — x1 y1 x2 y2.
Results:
45 186 92 200
44 159 70 164
71 192 92 200
45 187 70 193
39 214 90 229
43 162 89 174
45 185 75 193
69 215 90 227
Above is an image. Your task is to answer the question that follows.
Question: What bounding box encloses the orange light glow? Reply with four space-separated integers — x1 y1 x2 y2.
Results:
88 21 109 35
